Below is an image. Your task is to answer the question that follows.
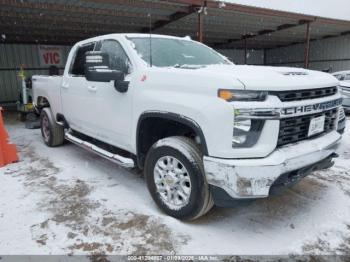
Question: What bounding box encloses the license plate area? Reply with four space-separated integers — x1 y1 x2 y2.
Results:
308 115 325 137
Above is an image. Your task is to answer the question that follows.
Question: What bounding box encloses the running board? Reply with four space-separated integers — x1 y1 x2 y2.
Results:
65 132 134 168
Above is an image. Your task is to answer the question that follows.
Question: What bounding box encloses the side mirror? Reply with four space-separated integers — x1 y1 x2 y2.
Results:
114 80 129 93
85 51 124 82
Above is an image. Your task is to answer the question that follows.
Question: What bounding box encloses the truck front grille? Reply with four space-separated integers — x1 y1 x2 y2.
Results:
277 109 337 147
272 86 337 102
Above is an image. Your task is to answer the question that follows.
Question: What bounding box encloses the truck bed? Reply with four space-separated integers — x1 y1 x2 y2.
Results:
32 75 63 117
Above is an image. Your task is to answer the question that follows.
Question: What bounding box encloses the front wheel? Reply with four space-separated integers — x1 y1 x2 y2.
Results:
144 136 213 220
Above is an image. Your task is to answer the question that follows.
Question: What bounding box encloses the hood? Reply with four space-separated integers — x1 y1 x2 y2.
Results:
339 80 350 87
195 65 339 91
145 64 339 96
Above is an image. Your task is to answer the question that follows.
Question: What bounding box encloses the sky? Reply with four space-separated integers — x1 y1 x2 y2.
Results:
222 0 350 21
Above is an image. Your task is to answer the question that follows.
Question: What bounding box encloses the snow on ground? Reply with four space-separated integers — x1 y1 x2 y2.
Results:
1 112 350 256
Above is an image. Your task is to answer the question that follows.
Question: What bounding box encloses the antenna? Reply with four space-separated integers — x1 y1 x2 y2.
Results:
148 13 153 67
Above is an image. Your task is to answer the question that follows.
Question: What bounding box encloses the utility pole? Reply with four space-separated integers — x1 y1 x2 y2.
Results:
197 1 207 42
244 37 247 64
304 21 311 69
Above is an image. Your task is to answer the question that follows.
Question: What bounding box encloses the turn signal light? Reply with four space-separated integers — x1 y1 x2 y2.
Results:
218 90 234 101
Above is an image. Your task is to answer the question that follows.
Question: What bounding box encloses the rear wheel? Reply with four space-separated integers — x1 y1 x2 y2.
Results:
18 112 26 122
40 107 64 147
144 136 213 220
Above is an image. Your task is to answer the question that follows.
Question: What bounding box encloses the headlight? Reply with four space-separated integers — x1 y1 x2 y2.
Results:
218 89 267 102
232 118 264 148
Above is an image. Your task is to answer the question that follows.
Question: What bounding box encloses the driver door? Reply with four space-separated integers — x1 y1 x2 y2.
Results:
85 39 134 151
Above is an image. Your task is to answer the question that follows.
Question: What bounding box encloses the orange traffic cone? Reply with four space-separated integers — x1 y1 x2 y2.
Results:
0 107 19 167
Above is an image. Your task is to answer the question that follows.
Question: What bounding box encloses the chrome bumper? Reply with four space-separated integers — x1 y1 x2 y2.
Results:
204 131 341 199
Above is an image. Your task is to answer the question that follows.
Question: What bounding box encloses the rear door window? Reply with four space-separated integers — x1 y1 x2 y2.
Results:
70 42 95 76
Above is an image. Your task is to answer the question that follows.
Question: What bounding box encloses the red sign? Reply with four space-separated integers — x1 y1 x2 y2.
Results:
38 45 64 67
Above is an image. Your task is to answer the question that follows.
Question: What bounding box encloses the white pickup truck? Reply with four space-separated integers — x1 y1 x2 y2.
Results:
33 34 344 220
333 70 350 113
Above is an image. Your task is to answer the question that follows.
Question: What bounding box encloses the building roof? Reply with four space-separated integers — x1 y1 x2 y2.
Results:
1 0 350 49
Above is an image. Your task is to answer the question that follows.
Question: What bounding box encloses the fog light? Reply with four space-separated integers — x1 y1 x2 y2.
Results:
232 135 247 145
232 119 251 146
232 119 264 148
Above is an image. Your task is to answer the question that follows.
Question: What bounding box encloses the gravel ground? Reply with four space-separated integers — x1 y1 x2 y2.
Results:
0 113 350 258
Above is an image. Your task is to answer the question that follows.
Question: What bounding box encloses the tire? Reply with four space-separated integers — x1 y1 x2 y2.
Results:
40 107 64 147
26 112 38 121
144 136 213 220
18 112 26 122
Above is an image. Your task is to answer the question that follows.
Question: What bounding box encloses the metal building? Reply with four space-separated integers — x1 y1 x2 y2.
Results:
266 34 350 71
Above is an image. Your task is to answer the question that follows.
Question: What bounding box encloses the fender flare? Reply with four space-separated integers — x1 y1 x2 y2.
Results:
136 111 209 167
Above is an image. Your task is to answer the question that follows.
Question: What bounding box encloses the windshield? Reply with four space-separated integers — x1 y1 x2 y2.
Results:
128 37 231 67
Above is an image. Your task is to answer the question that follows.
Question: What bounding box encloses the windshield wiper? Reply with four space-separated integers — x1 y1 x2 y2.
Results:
173 64 207 69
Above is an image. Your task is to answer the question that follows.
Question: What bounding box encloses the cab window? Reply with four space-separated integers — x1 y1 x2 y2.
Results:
70 42 95 76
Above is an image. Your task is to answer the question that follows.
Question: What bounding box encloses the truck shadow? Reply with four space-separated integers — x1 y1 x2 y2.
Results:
191 176 328 226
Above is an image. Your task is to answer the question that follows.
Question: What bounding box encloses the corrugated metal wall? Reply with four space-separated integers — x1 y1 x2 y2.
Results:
266 34 350 72
0 44 70 104
217 49 264 65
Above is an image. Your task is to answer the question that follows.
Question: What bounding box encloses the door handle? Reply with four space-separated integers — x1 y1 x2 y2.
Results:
87 85 97 92
62 82 69 89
